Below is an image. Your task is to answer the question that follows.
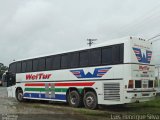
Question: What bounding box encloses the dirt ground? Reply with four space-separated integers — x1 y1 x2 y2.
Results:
0 87 89 120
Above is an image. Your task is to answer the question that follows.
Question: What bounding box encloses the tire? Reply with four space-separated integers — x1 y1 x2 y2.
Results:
83 91 97 110
16 89 24 102
68 90 82 108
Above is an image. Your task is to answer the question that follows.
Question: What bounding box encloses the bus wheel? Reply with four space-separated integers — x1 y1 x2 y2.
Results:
16 89 24 102
68 90 82 108
83 91 97 109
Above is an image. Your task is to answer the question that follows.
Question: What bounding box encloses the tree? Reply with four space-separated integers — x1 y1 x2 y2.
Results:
0 63 8 79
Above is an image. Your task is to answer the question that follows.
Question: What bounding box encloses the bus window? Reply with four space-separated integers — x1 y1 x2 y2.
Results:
33 59 38 72
46 57 52 70
16 62 22 73
22 61 26 73
61 54 69 69
26 60 33 72
38 58 45 71
53 55 60 70
102 46 112 65
69 52 79 68
80 50 89 67
90 48 101 66
113 44 124 64
9 63 16 74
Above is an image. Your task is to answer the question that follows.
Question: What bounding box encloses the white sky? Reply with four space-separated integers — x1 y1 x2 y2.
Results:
0 0 160 66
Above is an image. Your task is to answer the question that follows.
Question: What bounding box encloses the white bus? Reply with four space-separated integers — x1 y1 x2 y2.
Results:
3 36 156 109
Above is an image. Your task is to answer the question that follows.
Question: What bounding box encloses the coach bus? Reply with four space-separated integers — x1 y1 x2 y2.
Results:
3 36 156 109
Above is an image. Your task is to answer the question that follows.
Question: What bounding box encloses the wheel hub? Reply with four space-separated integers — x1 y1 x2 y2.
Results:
71 95 77 105
86 96 94 106
18 93 23 101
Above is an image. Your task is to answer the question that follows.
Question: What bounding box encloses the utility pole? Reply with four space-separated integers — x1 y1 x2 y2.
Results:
87 39 97 47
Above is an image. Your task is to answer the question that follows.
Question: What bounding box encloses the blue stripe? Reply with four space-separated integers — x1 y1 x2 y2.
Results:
23 93 66 100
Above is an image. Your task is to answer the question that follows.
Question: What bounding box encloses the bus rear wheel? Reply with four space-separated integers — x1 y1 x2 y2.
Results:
83 91 97 109
16 89 24 102
68 90 82 108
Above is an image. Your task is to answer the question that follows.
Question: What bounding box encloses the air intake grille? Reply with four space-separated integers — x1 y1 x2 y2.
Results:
104 83 120 101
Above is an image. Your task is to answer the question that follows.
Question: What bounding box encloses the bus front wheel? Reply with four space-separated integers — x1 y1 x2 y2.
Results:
83 91 97 109
68 90 82 108
16 89 24 102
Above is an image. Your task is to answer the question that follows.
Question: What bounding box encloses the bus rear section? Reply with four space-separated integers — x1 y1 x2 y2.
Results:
123 37 156 104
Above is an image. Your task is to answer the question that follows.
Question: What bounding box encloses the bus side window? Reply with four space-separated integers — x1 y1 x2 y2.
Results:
46 57 52 70
61 54 69 69
26 60 33 72
113 44 124 64
90 48 101 66
33 59 38 72
80 50 89 67
16 62 22 73
38 58 45 71
119 44 124 63
9 63 16 74
69 52 79 68
22 61 26 73
102 46 112 65
52 55 61 70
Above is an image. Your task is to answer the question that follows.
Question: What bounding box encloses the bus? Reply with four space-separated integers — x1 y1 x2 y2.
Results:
3 36 156 109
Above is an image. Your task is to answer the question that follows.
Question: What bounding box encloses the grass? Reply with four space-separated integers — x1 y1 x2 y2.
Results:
130 96 160 108
22 96 160 120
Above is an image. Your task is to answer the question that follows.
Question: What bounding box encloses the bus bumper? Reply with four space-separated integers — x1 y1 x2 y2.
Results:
124 91 156 103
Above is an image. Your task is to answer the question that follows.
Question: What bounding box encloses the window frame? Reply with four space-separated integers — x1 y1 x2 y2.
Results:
8 43 124 73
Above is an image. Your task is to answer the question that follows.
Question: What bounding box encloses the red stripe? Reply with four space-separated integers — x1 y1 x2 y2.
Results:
73 73 80 75
55 82 95 86
25 82 95 87
25 83 45 86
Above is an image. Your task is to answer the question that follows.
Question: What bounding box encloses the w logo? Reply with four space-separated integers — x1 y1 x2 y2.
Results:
70 67 112 79
133 47 152 64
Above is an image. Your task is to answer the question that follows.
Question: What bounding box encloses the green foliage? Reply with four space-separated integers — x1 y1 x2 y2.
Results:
0 63 8 79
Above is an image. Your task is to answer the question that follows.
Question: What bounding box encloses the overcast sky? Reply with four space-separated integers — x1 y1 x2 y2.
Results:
1 0 160 66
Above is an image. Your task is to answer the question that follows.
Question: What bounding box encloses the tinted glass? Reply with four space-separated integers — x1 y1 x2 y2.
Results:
90 48 101 66
9 63 16 73
26 60 32 72
38 58 45 71
135 80 142 88
61 54 68 69
102 47 112 65
16 62 21 73
33 59 38 72
148 80 153 88
46 57 52 70
80 50 89 67
113 44 124 64
22 61 26 73
119 44 124 62
53 55 60 70
69 52 79 68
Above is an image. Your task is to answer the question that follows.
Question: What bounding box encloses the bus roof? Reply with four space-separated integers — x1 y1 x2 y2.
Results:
11 36 149 63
